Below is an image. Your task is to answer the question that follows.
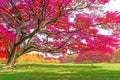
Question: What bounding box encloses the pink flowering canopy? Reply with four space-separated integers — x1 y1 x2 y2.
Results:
0 0 119 58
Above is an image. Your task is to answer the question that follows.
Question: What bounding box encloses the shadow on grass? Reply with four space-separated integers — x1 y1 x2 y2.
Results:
15 63 99 69
0 63 120 80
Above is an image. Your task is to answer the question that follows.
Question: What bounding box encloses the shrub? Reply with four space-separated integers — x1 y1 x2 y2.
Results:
58 54 78 63
16 53 60 63
75 51 112 63
63 54 78 63
111 49 120 63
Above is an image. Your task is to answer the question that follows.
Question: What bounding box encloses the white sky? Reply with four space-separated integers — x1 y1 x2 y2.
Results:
98 0 120 35
104 0 120 11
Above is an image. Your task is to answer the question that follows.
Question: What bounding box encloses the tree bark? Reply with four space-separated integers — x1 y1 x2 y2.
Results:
5 52 18 68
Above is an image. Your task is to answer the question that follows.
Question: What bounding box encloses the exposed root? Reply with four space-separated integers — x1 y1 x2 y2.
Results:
1 65 16 70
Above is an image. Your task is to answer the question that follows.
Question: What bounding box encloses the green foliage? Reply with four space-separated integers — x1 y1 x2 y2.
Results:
1 63 120 80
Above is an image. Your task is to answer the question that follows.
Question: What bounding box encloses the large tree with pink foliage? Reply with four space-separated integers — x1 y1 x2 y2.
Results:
0 0 119 68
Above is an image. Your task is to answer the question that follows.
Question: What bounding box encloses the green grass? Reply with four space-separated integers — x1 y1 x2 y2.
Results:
0 63 120 80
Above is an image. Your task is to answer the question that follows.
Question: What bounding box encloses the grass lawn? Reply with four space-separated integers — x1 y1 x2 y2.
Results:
0 63 120 80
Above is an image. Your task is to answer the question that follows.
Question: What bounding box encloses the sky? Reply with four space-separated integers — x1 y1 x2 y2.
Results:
105 0 120 11
98 0 120 35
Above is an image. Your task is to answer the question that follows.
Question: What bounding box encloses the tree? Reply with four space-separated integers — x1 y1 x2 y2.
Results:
0 0 119 68
0 36 8 59
111 49 120 63
75 51 112 63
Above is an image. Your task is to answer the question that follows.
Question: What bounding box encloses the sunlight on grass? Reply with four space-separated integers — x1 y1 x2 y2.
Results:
95 63 120 70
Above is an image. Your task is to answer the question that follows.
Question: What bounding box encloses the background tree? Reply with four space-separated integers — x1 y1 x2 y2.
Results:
111 49 120 63
75 51 112 63
0 0 119 68
0 35 8 63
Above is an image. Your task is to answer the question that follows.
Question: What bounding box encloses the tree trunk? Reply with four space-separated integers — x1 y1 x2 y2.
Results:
5 52 18 68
